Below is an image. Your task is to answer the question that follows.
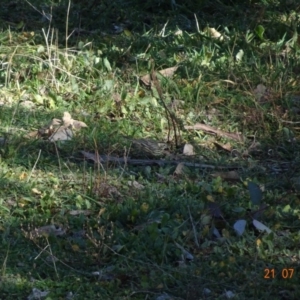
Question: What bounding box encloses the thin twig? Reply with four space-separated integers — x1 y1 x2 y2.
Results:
81 152 241 170
34 244 49 260
280 119 300 124
66 0 71 49
46 237 59 279
53 142 62 175
188 205 199 248
151 66 181 147
27 149 41 183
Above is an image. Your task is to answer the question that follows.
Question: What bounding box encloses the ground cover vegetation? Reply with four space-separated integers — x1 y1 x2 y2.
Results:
0 0 300 299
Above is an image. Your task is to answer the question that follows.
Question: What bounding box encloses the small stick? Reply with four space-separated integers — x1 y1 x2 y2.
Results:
188 205 199 248
27 149 41 183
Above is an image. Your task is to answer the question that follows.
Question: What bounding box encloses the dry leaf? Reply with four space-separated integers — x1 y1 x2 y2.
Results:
174 29 183 36
26 130 39 138
63 111 87 129
72 119 88 129
39 111 87 142
128 180 145 190
174 162 185 175
31 188 41 195
63 111 73 126
37 118 62 139
19 172 27 180
205 27 225 41
48 127 73 142
183 143 194 156
98 208 106 217
139 66 178 87
139 74 151 87
214 142 232 152
158 66 178 77
50 118 62 127
20 100 35 109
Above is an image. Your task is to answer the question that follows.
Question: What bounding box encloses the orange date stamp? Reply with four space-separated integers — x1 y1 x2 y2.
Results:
264 268 295 279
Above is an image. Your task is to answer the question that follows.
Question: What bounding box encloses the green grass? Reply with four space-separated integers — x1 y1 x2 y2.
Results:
0 0 300 299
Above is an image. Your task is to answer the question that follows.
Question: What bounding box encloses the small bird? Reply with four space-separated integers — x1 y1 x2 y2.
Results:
125 137 168 158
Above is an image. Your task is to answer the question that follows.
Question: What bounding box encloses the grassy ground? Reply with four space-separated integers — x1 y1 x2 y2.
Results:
1 0 300 299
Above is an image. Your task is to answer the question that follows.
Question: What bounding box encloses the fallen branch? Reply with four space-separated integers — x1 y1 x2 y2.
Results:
80 151 241 170
184 123 244 142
